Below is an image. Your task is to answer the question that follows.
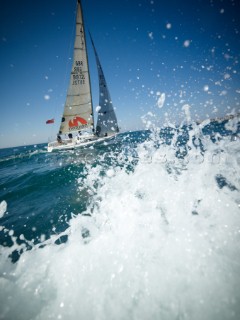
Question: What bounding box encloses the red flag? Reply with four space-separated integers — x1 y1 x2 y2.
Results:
46 119 54 124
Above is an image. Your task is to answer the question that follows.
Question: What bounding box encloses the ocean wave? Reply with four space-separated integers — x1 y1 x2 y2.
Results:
0 118 240 320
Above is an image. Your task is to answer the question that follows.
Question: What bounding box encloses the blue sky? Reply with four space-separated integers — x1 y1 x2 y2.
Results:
0 0 239 148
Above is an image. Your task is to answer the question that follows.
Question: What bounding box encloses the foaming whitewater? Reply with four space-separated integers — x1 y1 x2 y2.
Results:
0 116 240 319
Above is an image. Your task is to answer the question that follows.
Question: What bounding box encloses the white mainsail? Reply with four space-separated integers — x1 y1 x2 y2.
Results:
90 35 119 137
59 0 93 135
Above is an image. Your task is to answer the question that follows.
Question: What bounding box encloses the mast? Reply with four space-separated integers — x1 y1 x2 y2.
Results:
79 0 95 133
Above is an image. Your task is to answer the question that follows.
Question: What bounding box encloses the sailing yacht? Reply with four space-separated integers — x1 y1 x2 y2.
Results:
47 0 119 152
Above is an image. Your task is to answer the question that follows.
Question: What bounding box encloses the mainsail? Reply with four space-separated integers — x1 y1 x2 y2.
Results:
90 35 119 137
59 0 93 135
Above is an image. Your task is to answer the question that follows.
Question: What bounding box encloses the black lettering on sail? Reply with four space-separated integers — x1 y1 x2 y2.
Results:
76 61 83 66
72 60 85 85
73 79 85 85
73 74 85 80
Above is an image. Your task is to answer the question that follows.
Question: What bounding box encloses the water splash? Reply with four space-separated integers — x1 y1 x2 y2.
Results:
0 114 240 319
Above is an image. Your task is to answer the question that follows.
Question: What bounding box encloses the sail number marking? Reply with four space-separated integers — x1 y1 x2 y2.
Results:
72 60 85 85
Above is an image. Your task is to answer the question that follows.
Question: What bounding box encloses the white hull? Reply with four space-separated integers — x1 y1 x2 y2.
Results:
47 134 117 152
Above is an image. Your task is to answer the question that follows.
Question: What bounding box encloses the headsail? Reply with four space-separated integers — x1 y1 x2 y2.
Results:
90 34 119 137
59 0 93 135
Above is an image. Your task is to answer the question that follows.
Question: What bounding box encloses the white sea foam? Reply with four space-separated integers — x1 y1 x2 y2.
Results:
157 92 166 109
0 118 240 319
0 201 7 219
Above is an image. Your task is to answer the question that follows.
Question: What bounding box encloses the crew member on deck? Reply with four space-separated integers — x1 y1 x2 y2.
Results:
57 135 62 144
